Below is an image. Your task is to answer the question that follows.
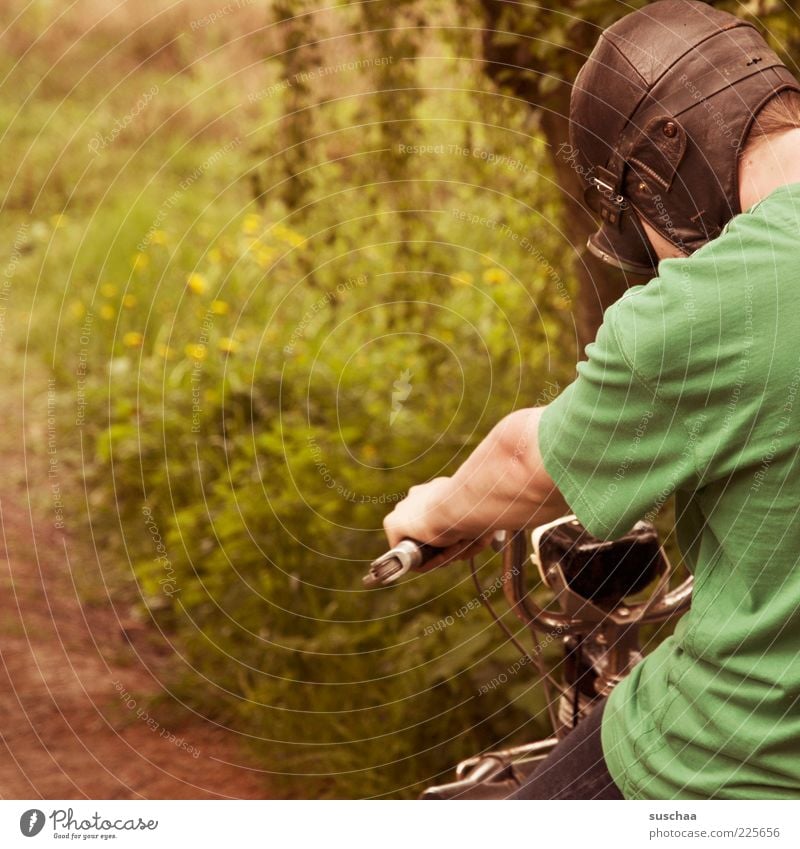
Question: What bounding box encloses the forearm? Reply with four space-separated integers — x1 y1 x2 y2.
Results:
383 406 569 549
445 407 568 536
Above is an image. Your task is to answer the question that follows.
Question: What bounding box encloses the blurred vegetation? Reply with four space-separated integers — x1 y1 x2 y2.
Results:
1 0 797 798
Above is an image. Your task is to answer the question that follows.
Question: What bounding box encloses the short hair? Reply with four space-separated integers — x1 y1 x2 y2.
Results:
743 89 800 151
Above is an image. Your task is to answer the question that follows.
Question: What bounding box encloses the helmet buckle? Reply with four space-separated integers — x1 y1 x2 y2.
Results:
590 167 625 229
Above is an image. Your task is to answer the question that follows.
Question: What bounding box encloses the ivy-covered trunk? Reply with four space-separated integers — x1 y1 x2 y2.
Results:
477 0 648 348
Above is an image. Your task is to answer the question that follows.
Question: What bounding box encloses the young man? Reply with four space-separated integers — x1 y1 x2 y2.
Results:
383 1 800 799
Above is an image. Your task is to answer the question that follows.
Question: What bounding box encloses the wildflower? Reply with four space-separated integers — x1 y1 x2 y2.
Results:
186 273 208 295
150 229 168 245
100 305 116 320
242 213 262 235
69 301 86 319
122 294 137 308
256 248 275 269
108 358 130 376
123 332 143 348
31 222 49 241
210 300 229 315
218 337 239 354
185 343 207 361
101 283 118 298
156 344 175 359
131 252 149 271
282 230 305 247
483 267 508 285
271 224 305 247
450 271 473 287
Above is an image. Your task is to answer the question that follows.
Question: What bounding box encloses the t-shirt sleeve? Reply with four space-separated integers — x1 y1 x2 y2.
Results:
538 274 707 540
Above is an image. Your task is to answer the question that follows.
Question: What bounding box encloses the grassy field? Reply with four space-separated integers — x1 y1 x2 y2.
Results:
1 0 591 798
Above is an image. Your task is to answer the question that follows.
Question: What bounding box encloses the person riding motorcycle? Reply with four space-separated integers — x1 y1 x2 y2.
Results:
383 0 800 800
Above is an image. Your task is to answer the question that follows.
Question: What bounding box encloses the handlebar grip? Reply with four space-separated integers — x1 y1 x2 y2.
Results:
362 539 445 588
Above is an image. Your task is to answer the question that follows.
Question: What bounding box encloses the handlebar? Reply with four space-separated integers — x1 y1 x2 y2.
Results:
362 539 443 588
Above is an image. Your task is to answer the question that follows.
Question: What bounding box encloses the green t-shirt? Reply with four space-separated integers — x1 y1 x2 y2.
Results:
538 182 800 800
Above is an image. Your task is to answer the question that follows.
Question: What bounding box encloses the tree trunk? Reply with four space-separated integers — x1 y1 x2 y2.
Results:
538 99 638 351
476 0 645 351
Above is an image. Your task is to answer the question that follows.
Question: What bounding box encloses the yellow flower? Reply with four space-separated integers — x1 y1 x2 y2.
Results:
131 252 149 271
123 331 143 348
185 343 207 361
122 294 137 308
218 337 239 354
284 231 305 247
100 305 116 320
255 248 275 269
271 224 305 247
50 213 68 229
450 271 473 287
186 273 208 295
101 283 117 298
210 300 229 315
150 229 168 245
69 301 86 319
208 247 222 265
242 213 262 235
156 344 175 359
483 267 509 285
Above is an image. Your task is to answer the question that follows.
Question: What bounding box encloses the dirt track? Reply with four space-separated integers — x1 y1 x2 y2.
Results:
0 387 269 800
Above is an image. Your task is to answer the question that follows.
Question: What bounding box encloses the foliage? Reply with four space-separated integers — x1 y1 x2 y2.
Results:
0 0 579 798
478 0 800 107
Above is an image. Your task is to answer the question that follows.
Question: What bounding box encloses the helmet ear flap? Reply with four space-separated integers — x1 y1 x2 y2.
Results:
626 116 687 193
587 207 659 277
619 116 688 256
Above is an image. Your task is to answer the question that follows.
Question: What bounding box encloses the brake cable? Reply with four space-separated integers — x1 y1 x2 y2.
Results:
469 556 563 733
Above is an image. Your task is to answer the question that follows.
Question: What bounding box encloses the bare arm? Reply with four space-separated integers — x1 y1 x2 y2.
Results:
382 407 570 565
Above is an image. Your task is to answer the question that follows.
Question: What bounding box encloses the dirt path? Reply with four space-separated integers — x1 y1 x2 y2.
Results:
0 385 269 800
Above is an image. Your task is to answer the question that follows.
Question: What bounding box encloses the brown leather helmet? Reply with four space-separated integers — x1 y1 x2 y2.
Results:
570 0 800 275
